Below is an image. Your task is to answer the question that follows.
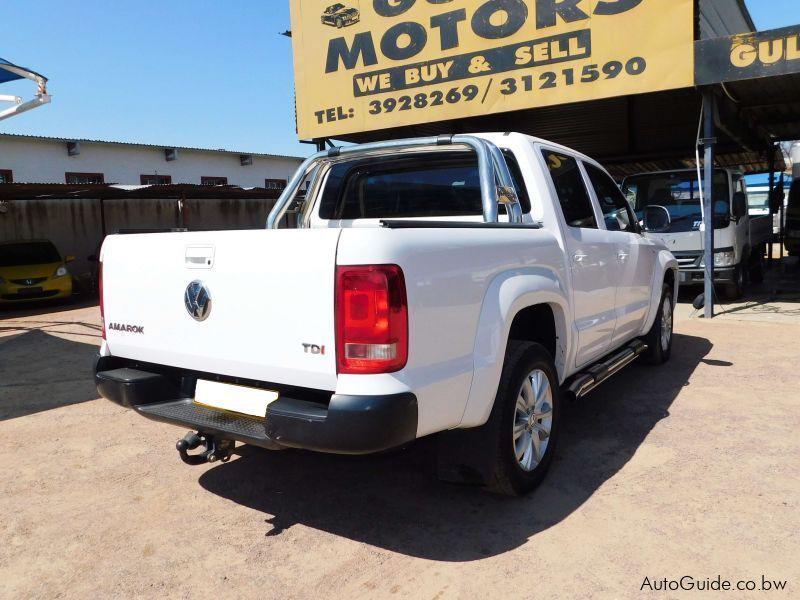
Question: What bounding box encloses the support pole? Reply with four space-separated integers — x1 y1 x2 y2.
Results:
768 146 776 268
702 90 717 319
99 197 106 238
779 175 786 265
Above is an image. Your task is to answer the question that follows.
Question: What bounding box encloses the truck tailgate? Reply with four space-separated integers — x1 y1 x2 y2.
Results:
101 229 341 391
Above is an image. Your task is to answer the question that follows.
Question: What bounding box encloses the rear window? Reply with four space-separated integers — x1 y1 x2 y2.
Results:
540 150 597 229
0 242 61 267
318 152 530 220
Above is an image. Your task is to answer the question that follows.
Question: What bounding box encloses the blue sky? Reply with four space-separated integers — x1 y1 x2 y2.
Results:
0 1 796 159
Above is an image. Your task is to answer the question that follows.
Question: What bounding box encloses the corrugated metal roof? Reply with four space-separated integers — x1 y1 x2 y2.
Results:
342 68 800 178
339 86 788 177
699 0 756 39
724 73 800 142
0 183 284 201
0 133 304 161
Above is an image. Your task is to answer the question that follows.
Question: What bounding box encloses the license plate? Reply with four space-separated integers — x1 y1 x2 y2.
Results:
17 286 43 296
193 380 279 418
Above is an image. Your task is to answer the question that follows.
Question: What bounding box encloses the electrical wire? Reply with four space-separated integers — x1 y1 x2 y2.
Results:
721 82 739 104
696 96 705 221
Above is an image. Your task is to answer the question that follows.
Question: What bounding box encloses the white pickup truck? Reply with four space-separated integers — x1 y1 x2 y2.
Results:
95 133 678 495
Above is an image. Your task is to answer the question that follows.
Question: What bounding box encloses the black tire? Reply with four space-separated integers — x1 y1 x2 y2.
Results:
724 264 744 300
643 283 673 365
485 341 561 496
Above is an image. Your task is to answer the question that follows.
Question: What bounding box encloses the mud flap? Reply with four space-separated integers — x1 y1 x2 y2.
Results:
436 424 498 486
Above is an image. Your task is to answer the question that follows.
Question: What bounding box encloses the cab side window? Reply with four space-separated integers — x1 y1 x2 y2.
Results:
584 163 639 233
540 150 597 229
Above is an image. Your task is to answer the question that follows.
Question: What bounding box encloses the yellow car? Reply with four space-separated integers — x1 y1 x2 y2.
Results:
0 239 74 305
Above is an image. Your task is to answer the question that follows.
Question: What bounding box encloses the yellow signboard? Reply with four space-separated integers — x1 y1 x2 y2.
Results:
290 0 695 139
696 25 800 85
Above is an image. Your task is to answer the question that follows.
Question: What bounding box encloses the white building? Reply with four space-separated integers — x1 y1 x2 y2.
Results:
0 133 304 188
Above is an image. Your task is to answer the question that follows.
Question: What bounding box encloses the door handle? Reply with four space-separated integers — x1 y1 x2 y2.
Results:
573 251 588 264
185 245 215 269
617 251 629 262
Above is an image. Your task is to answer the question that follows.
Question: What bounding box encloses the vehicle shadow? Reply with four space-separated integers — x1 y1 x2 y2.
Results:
0 329 100 421
199 332 712 561
0 298 98 319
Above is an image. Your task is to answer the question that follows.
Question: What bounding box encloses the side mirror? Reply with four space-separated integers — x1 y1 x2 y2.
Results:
732 191 747 219
65 255 76 263
643 205 671 232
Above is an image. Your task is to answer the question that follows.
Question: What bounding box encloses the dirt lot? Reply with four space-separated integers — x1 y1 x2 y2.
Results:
2 272 799 599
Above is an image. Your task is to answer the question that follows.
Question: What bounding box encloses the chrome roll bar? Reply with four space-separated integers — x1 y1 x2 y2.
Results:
266 135 522 229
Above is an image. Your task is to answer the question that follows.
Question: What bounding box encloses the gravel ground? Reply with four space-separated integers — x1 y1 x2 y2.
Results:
1 284 799 599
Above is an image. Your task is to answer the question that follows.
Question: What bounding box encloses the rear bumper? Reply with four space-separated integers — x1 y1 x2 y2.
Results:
94 357 418 455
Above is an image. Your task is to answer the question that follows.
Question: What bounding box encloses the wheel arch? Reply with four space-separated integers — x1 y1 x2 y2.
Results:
664 266 676 299
507 304 558 360
458 268 571 429
642 250 679 334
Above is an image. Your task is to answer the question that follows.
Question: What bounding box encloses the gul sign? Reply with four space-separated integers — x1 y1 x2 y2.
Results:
696 25 800 85
289 0 695 139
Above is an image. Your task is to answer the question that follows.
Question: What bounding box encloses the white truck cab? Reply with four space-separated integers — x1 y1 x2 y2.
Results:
622 168 771 299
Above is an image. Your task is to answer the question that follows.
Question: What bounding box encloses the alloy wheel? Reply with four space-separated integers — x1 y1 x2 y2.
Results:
513 369 553 472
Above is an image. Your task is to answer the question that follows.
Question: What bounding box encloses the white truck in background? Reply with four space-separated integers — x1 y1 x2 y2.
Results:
95 133 678 496
622 168 771 299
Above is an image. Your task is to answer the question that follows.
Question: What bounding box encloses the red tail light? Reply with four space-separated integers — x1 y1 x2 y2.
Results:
99 261 106 340
335 265 408 374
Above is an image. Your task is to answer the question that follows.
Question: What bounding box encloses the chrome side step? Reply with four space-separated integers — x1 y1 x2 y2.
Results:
565 340 648 399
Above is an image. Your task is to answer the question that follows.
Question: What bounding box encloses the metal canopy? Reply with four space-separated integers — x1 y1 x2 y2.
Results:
335 85 790 179
296 1 795 178
334 22 800 179
337 74 799 180
721 73 800 143
0 58 46 85
0 57 51 121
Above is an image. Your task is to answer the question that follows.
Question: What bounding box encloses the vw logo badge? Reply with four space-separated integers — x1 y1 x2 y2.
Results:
184 280 212 322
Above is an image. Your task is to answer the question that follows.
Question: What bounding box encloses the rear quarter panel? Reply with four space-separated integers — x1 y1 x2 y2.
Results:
335 226 569 436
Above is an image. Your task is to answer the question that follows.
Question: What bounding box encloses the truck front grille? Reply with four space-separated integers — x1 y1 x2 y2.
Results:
10 277 47 286
673 252 701 268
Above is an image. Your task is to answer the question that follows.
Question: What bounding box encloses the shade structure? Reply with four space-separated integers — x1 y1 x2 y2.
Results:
0 57 47 85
